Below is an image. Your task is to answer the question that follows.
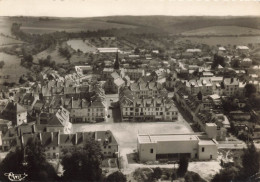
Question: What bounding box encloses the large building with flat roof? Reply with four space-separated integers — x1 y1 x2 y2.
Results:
137 133 218 162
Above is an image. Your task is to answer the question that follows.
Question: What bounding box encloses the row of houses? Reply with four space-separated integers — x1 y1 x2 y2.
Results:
119 82 178 122
181 77 246 97
1 121 118 159
175 85 229 141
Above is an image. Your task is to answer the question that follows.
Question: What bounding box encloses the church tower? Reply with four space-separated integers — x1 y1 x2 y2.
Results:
114 50 120 70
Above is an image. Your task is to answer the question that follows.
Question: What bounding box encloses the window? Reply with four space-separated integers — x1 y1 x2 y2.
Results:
108 146 111 149
104 146 106 149
202 147 205 152
150 149 153 153
53 147 56 150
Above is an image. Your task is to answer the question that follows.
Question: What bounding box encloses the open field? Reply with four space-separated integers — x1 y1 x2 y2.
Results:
176 36 260 46
33 45 69 64
19 18 137 34
67 39 97 53
0 52 28 84
182 26 260 36
1 16 260 36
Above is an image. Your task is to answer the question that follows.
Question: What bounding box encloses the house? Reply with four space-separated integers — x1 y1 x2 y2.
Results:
38 107 72 134
128 81 167 99
1 122 37 151
97 48 119 53
104 71 128 94
137 133 218 162
59 130 119 158
75 66 93 75
236 46 249 54
223 78 239 97
18 93 39 111
241 58 252 68
100 37 116 41
230 110 251 121
123 68 145 81
0 119 12 135
21 132 60 159
1 101 27 126
20 130 119 159
119 88 178 122
218 47 226 55
185 79 213 96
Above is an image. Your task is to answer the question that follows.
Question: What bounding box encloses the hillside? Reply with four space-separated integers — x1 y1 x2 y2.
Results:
1 16 260 36
181 26 260 36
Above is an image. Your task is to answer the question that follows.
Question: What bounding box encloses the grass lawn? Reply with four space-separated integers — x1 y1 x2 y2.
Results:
0 35 24 46
0 52 29 84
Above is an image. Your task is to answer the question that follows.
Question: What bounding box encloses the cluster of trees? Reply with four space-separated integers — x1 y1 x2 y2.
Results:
20 54 33 68
11 23 57 55
58 47 71 62
244 83 257 98
0 137 58 181
211 54 225 69
0 134 127 182
212 143 260 182
38 55 56 68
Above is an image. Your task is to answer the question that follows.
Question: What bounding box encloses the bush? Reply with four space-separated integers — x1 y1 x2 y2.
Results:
171 170 177 181
177 157 189 177
106 171 126 182
152 167 162 180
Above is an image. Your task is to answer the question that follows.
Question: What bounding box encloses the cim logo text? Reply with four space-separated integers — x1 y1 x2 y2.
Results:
4 172 28 181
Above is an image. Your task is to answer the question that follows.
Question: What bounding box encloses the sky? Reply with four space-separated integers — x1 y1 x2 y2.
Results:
0 0 260 17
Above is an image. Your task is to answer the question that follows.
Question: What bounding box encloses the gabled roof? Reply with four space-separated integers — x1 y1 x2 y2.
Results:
3 101 27 113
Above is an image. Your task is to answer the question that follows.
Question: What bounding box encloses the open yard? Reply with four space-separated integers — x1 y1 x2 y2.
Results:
72 121 193 148
0 52 28 84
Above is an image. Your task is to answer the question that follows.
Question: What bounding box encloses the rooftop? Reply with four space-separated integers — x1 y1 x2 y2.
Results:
138 133 198 144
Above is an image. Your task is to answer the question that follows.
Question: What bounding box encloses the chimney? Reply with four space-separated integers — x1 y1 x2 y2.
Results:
81 99 84 109
32 124 36 133
82 132 85 142
60 97 63 106
21 135 24 145
75 133 78 145
58 131 60 145
36 113 40 125
51 132 53 142
39 133 42 143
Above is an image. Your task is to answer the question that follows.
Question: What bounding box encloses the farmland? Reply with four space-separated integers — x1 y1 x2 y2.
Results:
175 36 260 47
181 26 260 36
18 18 137 34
